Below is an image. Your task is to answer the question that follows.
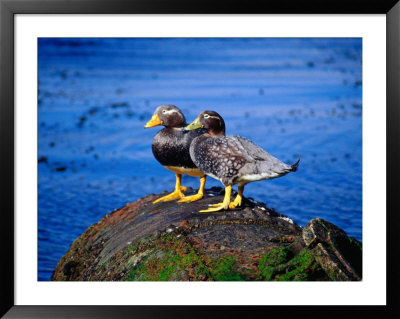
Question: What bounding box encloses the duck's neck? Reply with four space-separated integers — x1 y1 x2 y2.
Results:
162 123 187 133
207 129 225 137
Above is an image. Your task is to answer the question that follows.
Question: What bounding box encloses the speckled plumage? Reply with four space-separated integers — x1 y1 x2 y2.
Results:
190 134 297 186
188 110 299 187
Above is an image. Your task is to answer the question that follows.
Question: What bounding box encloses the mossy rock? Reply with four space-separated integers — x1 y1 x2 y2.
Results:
258 242 328 281
51 188 361 281
302 218 362 281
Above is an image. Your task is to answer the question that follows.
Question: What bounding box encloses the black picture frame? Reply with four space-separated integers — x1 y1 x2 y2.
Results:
1 0 399 318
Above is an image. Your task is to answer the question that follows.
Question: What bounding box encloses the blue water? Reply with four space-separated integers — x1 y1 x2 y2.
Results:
38 38 362 281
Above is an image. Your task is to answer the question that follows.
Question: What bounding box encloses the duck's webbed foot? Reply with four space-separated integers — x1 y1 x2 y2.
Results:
153 173 186 203
153 189 185 203
199 202 227 213
178 193 203 203
229 185 244 210
178 176 206 203
199 185 231 213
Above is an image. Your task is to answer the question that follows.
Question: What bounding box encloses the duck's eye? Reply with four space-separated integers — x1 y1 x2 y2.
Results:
204 114 210 119
162 110 167 114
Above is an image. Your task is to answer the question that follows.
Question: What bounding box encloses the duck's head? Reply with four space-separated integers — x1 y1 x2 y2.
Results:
144 105 186 128
186 110 225 137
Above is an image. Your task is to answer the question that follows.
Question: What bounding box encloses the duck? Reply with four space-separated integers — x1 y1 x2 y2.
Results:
186 110 299 212
144 105 207 204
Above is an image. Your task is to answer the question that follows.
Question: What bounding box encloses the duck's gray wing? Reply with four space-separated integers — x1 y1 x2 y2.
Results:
229 136 297 178
226 136 285 164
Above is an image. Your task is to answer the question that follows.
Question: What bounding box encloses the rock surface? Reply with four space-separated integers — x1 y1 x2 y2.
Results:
51 188 362 281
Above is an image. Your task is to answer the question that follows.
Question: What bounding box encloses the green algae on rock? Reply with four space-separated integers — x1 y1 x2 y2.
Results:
51 188 362 281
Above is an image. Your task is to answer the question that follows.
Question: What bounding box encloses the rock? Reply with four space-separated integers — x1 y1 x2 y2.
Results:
302 218 362 281
51 189 362 281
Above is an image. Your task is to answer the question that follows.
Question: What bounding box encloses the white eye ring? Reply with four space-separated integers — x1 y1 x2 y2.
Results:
162 110 167 114
204 114 210 119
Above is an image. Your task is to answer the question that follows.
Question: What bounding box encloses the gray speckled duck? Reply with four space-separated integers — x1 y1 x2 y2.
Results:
144 105 207 204
186 110 299 212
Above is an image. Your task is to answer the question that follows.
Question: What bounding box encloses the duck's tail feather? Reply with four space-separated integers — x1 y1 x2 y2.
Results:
290 159 300 172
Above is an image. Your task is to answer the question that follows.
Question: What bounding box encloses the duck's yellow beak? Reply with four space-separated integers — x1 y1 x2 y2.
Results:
186 117 203 130
144 114 162 128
